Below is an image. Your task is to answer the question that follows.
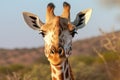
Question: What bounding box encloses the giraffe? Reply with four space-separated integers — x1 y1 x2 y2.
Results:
22 2 92 80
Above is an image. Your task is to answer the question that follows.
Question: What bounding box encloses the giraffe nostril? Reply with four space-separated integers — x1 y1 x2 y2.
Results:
50 46 64 55
50 46 56 54
51 49 55 54
58 47 64 55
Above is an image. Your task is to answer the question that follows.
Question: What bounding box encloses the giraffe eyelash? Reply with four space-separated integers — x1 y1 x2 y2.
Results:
39 30 46 37
70 30 77 37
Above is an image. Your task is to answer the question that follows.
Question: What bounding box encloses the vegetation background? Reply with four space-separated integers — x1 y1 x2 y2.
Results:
0 30 120 80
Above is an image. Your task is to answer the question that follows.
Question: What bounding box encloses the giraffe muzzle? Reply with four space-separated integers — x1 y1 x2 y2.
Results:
50 46 64 56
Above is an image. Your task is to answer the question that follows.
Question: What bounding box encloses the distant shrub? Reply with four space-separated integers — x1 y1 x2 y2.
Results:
0 64 24 74
94 29 120 80
1 29 120 80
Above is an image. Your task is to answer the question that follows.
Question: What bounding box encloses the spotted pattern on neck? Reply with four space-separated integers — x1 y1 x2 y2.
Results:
50 59 74 80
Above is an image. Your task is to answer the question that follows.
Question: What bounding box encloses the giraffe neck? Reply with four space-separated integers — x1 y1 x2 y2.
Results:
50 59 74 80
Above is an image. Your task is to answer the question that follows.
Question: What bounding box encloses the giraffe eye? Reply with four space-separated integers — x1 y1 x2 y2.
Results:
39 30 46 37
70 30 77 37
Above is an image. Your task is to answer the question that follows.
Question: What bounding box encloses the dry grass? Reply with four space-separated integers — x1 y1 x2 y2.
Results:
93 28 120 80
0 29 120 80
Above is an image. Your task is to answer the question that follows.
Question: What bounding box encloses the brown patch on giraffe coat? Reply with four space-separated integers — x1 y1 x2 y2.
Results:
52 77 57 80
65 68 69 79
55 66 62 70
58 72 64 80
52 68 56 74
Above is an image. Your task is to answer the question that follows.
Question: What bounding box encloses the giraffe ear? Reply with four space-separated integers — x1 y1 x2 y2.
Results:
23 12 44 30
72 8 92 30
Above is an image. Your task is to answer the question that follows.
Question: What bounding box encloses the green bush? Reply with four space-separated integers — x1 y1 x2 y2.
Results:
0 64 24 74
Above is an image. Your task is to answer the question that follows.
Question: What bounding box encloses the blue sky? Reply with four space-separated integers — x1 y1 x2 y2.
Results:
0 0 120 49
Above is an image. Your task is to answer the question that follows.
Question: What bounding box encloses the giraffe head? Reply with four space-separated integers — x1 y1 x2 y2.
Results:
23 2 92 65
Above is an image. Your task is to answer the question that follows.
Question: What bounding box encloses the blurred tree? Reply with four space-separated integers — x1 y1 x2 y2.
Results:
100 0 120 8
98 0 120 24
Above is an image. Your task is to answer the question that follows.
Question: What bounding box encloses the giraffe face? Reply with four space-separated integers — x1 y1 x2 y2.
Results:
23 2 92 65
40 16 75 65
